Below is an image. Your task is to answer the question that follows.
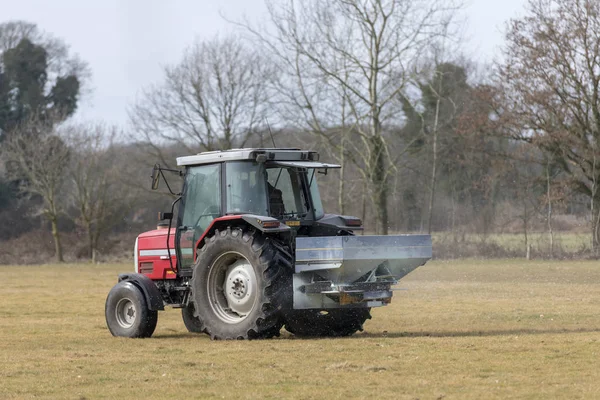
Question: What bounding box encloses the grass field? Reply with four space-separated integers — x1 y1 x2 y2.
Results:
463 232 591 252
431 232 594 258
2 260 600 399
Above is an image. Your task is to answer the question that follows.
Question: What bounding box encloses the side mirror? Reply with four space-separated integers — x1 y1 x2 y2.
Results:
158 211 173 221
151 164 160 190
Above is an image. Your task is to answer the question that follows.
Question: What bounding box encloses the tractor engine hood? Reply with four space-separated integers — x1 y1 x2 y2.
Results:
295 235 432 283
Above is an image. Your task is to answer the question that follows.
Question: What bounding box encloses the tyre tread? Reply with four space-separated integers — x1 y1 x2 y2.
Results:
190 227 291 340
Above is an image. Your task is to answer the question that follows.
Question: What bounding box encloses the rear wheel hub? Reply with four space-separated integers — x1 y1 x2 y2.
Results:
207 252 258 324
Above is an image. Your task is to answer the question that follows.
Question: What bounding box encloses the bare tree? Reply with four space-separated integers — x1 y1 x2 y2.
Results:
64 123 132 263
497 0 600 251
129 35 274 166
1 115 70 262
401 60 472 233
239 0 462 233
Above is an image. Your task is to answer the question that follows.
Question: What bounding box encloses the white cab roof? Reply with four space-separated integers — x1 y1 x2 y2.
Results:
273 161 340 169
176 148 322 167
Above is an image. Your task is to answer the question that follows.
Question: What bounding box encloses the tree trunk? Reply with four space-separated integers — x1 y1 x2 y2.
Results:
338 134 346 215
427 96 441 234
361 180 368 235
523 198 529 259
593 195 600 255
546 161 554 258
92 234 99 264
87 222 95 263
592 194 598 255
50 216 63 263
592 155 599 254
370 134 388 235
339 89 348 216
374 183 389 235
451 185 457 243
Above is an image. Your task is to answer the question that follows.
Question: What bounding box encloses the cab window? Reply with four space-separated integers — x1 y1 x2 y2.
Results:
182 164 221 231
225 162 269 215
178 164 221 269
267 167 308 219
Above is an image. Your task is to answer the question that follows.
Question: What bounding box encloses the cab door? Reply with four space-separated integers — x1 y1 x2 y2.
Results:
177 164 222 270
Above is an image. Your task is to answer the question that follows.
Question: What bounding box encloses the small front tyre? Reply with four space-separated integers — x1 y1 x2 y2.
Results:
105 281 158 338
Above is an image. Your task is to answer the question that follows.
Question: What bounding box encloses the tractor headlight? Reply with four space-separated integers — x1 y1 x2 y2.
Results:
133 237 139 272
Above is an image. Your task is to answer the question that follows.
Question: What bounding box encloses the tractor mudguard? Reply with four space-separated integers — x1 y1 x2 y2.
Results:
193 215 291 252
118 273 165 311
240 214 292 233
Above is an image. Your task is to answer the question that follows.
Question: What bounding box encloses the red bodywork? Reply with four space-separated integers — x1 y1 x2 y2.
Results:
136 228 178 280
135 216 243 280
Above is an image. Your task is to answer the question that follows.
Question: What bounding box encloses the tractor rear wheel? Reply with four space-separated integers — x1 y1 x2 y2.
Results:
283 308 371 337
181 304 204 333
190 227 291 340
105 281 158 338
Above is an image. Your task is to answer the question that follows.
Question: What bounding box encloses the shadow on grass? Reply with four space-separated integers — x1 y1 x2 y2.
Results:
360 327 600 339
150 326 600 341
152 332 207 339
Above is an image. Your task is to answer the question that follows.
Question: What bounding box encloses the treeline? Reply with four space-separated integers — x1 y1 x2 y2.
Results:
1 0 599 263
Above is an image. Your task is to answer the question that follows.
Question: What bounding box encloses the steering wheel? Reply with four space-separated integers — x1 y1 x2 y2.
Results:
193 205 221 231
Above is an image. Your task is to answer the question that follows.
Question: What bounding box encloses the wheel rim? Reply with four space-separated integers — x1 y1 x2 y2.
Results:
115 298 137 329
207 251 258 324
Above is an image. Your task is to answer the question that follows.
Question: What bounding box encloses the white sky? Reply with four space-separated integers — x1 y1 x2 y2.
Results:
3 0 527 127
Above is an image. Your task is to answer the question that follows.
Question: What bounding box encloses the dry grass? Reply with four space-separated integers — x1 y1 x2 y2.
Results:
432 232 594 258
2 260 600 399
466 232 590 252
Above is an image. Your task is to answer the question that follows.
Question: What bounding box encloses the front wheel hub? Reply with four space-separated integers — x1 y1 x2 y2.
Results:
115 298 136 328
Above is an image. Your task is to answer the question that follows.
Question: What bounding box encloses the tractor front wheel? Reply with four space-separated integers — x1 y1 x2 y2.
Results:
283 308 371 337
105 281 158 338
190 227 291 340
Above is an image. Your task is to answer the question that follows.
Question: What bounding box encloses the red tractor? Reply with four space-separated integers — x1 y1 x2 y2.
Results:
105 148 431 339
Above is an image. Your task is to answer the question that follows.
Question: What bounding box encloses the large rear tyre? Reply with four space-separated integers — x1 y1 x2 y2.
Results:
284 308 371 337
105 281 158 338
181 304 204 333
190 227 291 340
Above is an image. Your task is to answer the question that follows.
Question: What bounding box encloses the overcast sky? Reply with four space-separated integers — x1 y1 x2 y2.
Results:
4 0 527 127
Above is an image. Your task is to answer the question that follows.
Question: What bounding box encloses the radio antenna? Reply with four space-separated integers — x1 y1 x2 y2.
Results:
265 118 277 148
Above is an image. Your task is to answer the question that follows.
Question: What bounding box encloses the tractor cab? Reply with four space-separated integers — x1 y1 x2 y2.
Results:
179 157 330 228
174 149 340 271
